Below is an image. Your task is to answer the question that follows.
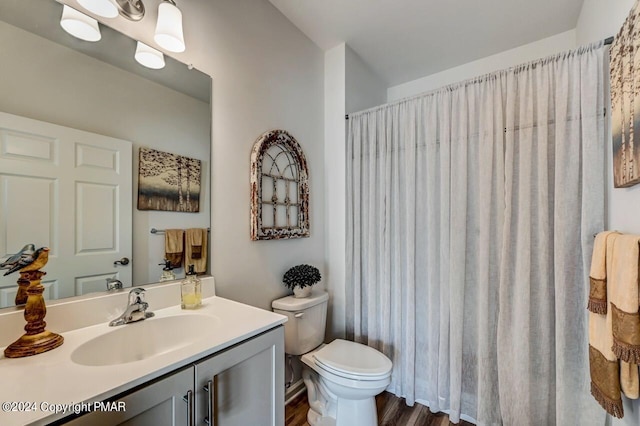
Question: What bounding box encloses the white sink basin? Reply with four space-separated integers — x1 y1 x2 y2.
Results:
71 314 219 366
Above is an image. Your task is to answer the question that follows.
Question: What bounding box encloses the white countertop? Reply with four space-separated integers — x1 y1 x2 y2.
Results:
0 296 287 426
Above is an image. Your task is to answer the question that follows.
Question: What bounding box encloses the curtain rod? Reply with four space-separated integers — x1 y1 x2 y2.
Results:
345 35 615 121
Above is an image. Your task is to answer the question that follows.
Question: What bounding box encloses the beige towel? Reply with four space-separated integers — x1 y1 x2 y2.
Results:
609 234 640 399
165 229 184 268
589 232 624 417
185 228 207 274
589 231 616 314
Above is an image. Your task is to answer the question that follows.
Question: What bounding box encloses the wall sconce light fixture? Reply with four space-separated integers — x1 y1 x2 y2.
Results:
76 0 145 21
154 0 185 53
114 0 146 21
135 41 165 69
60 5 101 42
76 0 119 19
68 0 186 53
59 1 185 69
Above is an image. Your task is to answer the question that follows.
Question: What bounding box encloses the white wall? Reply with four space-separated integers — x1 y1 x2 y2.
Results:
576 0 634 45
577 0 640 423
387 30 577 101
205 0 324 310
0 20 210 286
65 0 326 310
345 45 387 114
324 44 346 340
323 44 387 340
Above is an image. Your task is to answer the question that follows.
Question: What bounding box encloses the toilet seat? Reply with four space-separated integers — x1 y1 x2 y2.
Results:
301 340 393 426
312 339 392 381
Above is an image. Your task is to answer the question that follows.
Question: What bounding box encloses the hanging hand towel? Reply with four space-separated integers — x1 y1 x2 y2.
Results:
185 228 207 274
589 231 618 314
165 229 184 268
610 234 640 368
589 232 624 417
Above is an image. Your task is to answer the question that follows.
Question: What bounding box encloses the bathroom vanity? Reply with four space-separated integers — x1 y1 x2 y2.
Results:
67 326 283 426
0 278 286 426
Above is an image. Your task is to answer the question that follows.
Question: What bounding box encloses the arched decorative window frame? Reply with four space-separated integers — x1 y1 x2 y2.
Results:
250 129 310 240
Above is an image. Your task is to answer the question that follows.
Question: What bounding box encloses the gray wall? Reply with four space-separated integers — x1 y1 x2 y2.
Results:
346 45 387 114
64 0 326 310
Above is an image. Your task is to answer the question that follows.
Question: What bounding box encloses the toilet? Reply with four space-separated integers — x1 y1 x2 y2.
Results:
272 291 392 426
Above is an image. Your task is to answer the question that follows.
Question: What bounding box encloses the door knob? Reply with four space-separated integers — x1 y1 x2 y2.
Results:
114 257 130 266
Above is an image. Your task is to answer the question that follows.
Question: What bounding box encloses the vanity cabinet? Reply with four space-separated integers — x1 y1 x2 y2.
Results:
64 327 284 426
65 367 192 426
195 325 284 426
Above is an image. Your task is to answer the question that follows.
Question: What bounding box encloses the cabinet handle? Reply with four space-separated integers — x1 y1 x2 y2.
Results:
182 390 194 426
203 378 216 426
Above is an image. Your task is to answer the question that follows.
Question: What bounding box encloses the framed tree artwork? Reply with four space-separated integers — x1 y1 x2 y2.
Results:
138 147 201 212
611 2 640 188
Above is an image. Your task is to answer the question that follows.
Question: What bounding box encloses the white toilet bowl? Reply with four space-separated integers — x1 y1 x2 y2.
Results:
271 292 393 426
301 339 392 426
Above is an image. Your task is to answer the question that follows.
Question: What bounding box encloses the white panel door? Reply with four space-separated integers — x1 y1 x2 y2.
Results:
0 112 132 307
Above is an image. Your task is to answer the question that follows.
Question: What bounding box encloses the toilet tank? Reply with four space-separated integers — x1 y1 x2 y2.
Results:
272 291 329 355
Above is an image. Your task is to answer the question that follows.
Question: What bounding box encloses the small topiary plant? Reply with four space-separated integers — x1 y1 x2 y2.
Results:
283 264 321 290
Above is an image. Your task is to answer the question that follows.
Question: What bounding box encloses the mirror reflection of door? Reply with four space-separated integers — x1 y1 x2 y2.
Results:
0 112 133 307
0 0 211 303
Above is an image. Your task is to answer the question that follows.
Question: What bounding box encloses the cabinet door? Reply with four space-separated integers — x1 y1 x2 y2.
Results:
65 367 194 426
195 326 284 426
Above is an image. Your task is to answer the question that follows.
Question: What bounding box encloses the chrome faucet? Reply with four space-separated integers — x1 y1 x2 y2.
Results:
109 288 154 326
106 278 123 291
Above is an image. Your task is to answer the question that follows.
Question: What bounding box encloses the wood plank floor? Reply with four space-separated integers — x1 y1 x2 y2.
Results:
285 391 475 426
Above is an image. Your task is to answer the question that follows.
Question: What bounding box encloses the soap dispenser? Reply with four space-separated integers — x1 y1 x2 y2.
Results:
158 259 176 282
181 264 201 309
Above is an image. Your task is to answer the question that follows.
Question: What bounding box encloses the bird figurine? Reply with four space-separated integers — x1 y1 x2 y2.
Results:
0 244 35 267
20 247 50 273
0 245 48 276
0 244 36 274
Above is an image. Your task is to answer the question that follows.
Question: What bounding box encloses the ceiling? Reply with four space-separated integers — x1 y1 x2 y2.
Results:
269 0 585 87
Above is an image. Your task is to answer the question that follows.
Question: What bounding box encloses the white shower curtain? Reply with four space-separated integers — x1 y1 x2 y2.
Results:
346 42 606 425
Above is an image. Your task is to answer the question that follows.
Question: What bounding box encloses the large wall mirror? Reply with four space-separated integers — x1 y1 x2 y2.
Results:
0 0 211 308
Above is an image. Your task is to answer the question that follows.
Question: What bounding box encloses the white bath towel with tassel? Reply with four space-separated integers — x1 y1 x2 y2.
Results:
610 234 640 399
589 231 624 417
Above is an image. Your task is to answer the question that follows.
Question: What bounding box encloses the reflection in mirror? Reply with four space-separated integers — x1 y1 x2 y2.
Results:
0 0 211 308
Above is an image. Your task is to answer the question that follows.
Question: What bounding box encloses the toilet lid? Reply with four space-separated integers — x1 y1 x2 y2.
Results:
313 339 392 379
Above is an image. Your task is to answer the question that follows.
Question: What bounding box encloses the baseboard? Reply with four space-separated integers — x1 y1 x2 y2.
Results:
285 379 306 405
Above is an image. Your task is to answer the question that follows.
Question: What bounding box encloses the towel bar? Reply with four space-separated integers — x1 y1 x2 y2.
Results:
150 227 210 234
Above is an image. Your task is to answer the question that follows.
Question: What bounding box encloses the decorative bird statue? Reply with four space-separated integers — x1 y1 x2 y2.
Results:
0 245 47 276
0 244 35 269
20 247 50 273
